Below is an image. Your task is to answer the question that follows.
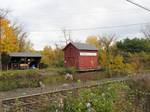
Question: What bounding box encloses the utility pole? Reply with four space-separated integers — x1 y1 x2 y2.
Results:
126 0 150 12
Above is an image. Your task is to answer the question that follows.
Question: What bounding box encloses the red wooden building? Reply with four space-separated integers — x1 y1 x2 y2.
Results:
63 42 98 70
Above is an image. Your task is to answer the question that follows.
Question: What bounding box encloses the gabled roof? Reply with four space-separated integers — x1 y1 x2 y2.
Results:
63 42 98 51
9 52 42 58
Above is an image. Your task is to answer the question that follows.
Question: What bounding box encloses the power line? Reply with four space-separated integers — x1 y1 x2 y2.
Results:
35 8 145 17
126 0 150 12
67 22 149 31
30 22 150 32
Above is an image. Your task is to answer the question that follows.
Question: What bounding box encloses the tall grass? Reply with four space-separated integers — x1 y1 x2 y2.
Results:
0 69 41 91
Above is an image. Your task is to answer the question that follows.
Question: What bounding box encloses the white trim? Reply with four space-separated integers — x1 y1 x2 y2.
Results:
80 52 97 56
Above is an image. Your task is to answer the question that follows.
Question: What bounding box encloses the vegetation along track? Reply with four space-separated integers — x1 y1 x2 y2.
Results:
2 77 129 112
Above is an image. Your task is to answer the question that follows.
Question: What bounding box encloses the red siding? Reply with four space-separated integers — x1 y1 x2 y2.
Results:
64 43 79 68
63 43 98 70
78 50 98 70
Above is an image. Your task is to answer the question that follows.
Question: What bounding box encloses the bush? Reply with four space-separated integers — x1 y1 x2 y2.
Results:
129 73 150 92
0 68 75 91
110 55 135 76
129 52 150 71
65 67 77 74
0 69 41 91
57 67 77 75
39 82 131 112
41 75 70 85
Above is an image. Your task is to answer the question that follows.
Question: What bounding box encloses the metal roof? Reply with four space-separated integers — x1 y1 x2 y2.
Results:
71 42 98 51
9 52 42 58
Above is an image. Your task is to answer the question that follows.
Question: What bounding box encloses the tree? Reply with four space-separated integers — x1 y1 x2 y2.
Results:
86 35 100 48
41 45 64 67
98 34 116 77
0 9 9 17
0 9 10 71
1 18 19 52
53 44 64 67
0 9 33 70
12 23 33 52
110 55 135 75
142 24 150 40
116 38 150 53
41 46 54 66
62 29 72 45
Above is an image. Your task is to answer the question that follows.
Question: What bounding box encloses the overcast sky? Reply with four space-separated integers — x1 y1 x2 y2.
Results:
0 0 150 50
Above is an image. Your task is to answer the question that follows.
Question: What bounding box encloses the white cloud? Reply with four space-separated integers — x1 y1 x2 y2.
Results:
0 0 150 50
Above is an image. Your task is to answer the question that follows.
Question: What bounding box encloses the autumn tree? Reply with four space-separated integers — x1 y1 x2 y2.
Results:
98 34 116 77
0 9 33 70
86 35 100 48
1 18 19 52
41 45 64 67
41 46 54 66
110 55 135 76
12 23 33 52
0 11 33 53
0 9 10 70
53 44 64 67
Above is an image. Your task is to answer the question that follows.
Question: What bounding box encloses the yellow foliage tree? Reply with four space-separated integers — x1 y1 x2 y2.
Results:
99 49 107 67
41 46 55 66
110 55 135 76
0 18 18 53
86 35 100 48
41 45 64 67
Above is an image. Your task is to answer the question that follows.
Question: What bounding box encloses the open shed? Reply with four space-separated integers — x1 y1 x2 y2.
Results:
63 42 98 70
2 52 41 70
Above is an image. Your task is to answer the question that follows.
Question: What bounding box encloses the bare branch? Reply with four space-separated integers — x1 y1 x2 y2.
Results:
142 24 150 39
98 34 116 48
0 8 11 18
62 29 73 45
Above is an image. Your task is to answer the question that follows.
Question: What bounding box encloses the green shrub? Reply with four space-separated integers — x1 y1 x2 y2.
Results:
0 68 75 91
57 67 77 75
0 69 41 91
65 67 77 74
39 82 131 112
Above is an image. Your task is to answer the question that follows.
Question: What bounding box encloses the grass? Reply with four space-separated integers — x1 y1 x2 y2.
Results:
0 67 113 91
38 67 77 76
0 67 76 91
38 81 131 112
0 69 41 91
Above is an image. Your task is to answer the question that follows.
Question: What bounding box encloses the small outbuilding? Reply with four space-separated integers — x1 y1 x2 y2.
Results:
63 42 98 70
2 52 41 70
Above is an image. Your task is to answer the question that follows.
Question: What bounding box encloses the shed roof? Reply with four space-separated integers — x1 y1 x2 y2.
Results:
65 42 98 51
9 52 42 58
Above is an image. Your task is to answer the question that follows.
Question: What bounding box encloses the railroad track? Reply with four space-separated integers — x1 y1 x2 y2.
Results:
2 77 129 112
